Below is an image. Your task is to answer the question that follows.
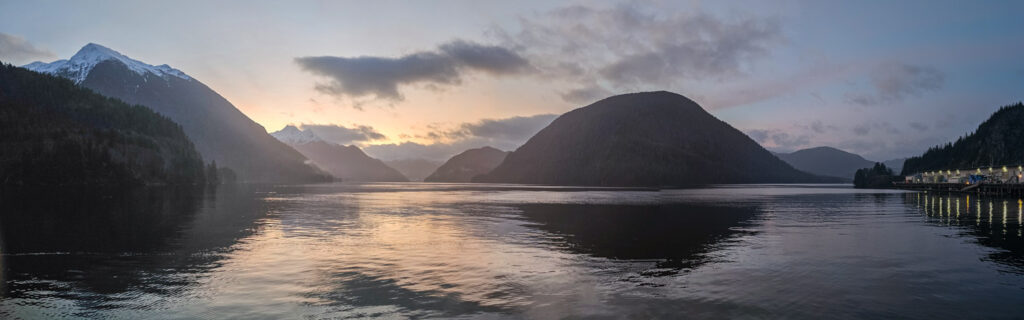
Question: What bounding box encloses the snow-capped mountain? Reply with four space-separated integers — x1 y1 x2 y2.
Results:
18 43 330 183
23 43 191 84
270 125 324 144
271 125 408 182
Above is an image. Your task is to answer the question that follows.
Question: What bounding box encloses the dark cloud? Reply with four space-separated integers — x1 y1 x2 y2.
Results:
424 113 557 147
438 40 531 75
457 114 558 141
300 124 386 145
364 114 557 161
0 33 54 64
494 4 782 102
848 63 945 105
295 40 530 102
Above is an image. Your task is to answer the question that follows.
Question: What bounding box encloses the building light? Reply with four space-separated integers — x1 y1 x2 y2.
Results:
1004 166 1009 172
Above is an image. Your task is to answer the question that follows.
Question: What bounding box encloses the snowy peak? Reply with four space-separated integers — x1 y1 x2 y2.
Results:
22 43 192 84
270 125 324 144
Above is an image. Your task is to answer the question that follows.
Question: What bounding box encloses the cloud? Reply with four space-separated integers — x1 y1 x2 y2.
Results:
299 124 386 145
293 3 791 108
835 135 945 163
560 85 612 104
493 4 782 102
851 121 900 136
455 113 558 142
805 120 838 134
295 40 530 102
847 63 945 105
852 124 870 136
438 40 531 74
418 113 557 148
908 121 929 132
597 17 780 86
746 129 810 151
0 33 54 64
364 114 557 161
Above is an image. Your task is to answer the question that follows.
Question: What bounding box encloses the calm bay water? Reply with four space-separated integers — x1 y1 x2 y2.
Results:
2 183 1024 318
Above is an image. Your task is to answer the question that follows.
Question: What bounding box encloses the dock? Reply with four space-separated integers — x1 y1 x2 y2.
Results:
895 182 1024 197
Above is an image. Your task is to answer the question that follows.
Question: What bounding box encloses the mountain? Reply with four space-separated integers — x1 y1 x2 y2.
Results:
425 147 509 182
271 126 408 182
385 158 442 182
901 102 1024 175
883 158 905 174
0 63 205 185
474 91 835 186
23 43 329 183
775 146 874 181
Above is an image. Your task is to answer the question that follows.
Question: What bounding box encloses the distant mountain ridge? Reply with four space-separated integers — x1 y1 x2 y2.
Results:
475 91 837 186
24 43 329 183
0 63 205 185
425 146 509 182
901 102 1024 175
775 146 875 181
271 126 407 182
386 158 442 182
883 158 905 174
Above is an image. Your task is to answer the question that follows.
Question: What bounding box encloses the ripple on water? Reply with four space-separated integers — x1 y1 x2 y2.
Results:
2 183 1024 318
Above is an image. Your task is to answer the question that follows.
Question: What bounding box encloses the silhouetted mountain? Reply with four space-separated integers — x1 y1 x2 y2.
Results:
0 63 204 185
776 146 874 181
883 158 905 174
475 91 835 186
24 43 329 183
385 158 442 182
271 126 407 182
902 102 1024 175
425 146 509 182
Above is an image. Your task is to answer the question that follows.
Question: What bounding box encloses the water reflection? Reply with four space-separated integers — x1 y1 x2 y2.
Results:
908 192 1024 272
0 185 268 314
6 183 1024 318
516 203 757 271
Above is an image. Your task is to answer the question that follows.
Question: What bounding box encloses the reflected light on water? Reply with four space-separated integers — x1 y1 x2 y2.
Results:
950 198 958 221
990 201 995 227
5 184 1024 318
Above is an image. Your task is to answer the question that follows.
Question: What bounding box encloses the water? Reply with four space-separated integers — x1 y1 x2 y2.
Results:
1 183 1024 319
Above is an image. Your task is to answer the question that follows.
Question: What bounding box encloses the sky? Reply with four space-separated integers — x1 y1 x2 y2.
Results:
1 0 1022 162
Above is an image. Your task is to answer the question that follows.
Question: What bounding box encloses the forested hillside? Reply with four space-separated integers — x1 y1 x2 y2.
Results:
0 63 207 185
902 102 1024 175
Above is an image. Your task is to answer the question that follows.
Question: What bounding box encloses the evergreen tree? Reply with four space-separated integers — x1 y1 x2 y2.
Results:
0 63 206 185
854 163 895 189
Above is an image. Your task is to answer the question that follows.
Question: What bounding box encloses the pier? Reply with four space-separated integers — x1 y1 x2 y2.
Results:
895 182 1024 197
894 165 1024 196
